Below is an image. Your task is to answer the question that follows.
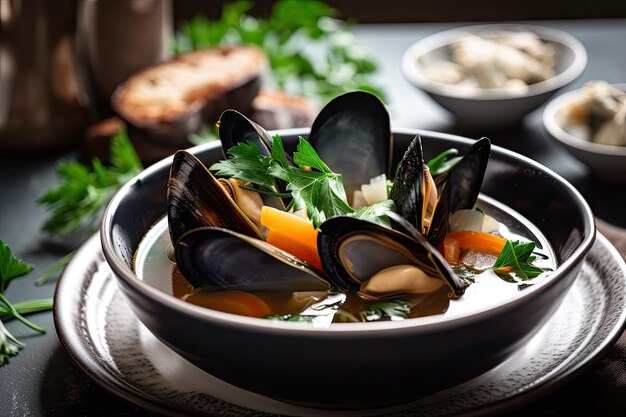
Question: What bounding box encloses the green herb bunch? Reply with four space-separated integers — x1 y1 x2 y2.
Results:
38 130 143 236
172 0 385 103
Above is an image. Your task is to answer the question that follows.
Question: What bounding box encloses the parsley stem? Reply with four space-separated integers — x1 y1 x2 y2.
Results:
238 185 291 198
35 252 74 286
0 299 54 320
0 294 46 334
0 320 24 347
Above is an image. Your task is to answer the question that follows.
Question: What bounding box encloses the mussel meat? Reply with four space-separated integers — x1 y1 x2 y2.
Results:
390 135 490 246
317 216 464 300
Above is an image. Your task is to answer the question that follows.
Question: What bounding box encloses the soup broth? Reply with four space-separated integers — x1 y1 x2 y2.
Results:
136 195 555 324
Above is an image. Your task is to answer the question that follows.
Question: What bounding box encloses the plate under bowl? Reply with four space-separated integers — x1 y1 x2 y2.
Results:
101 128 594 408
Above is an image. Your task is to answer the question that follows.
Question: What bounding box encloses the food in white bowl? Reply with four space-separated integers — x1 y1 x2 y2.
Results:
543 82 626 182
557 81 626 146
401 24 587 128
422 30 556 96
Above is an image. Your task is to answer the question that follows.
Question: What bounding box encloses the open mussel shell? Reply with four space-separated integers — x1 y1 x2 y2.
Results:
317 216 464 300
389 134 427 233
389 135 491 247
217 109 290 207
218 109 274 157
308 91 392 199
426 137 491 245
167 150 262 245
175 227 330 292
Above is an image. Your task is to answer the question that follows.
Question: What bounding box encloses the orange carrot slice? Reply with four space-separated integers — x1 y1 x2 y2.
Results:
185 290 272 318
260 206 321 269
444 231 507 255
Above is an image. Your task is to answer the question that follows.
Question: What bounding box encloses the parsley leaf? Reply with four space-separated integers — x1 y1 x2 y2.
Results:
360 300 411 322
38 129 143 236
0 240 34 293
0 240 54 366
213 134 396 229
491 240 544 280
353 199 396 228
210 141 276 191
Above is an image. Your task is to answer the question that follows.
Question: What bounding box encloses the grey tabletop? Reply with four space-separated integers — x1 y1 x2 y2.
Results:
1 19 626 417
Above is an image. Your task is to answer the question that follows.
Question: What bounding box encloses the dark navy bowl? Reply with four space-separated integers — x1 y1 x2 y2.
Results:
101 128 595 409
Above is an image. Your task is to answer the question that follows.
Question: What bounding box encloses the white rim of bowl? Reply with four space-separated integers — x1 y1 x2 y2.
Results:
543 83 626 156
101 128 595 335
401 23 588 100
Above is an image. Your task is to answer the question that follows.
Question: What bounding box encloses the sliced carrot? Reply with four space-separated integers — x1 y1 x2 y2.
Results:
185 290 272 318
260 206 321 269
444 231 507 256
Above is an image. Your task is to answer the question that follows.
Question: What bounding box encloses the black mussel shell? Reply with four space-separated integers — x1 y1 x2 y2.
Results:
217 109 290 207
218 109 275 156
427 137 491 245
167 150 261 246
389 134 425 233
308 91 392 199
176 227 329 291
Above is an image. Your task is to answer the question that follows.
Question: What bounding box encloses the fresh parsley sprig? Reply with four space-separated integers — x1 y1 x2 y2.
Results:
210 134 393 228
0 239 53 366
172 0 386 103
491 240 545 280
37 129 143 236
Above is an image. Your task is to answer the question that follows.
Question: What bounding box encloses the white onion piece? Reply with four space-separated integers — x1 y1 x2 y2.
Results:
482 215 500 234
449 209 485 232
352 190 367 210
361 174 387 205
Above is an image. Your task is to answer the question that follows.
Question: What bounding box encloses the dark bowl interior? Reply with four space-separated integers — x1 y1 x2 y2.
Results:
102 128 595 408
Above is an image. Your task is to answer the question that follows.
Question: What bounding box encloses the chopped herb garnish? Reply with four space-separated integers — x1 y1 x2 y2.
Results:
360 300 410 322
211 134 392 229
491 240 545 280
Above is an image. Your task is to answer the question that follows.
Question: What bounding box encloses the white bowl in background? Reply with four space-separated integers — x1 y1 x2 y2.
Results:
402 23 587 128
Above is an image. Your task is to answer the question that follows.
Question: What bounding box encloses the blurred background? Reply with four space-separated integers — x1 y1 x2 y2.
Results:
1 0 625 157
176 0 626 22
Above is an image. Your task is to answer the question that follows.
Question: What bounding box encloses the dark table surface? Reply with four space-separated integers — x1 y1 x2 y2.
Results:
1 19 626 417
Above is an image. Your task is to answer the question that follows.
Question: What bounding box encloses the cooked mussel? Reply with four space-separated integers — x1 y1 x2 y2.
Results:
176 227 330 291
390 135 491 246
317 216 464 300
218 109 275 157
308 91 392 199
167 150 263 245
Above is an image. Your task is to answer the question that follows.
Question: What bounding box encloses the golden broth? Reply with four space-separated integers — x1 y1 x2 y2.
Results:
135 196 556 324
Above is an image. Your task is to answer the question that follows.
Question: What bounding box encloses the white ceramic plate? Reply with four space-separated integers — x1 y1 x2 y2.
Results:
54 233 626 417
